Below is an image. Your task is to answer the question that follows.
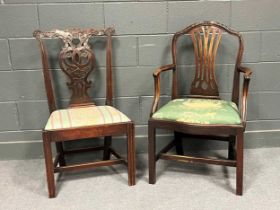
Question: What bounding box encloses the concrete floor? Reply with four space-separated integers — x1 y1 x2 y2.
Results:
0 148 280 210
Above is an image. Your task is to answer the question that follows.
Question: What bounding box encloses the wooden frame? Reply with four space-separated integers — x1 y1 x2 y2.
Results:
34 27 135 198
148 21 252 195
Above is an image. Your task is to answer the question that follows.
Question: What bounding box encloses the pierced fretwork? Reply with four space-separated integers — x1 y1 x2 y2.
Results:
34 28 115 107
190 26 222 96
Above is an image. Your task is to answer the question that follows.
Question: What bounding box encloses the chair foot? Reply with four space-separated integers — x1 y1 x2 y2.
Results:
148 124 156 184
49 190 56 198
236 189 243 196
149 177 156 184
128 178 136 186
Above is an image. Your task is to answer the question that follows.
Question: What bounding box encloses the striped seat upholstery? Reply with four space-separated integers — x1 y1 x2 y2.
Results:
45 105 131 131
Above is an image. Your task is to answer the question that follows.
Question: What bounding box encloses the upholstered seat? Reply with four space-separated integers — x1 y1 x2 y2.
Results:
152 98 241 125
45 105 131 131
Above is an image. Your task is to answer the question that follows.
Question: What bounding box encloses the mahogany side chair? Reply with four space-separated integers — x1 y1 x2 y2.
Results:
34 28 135 198
148 21 252 195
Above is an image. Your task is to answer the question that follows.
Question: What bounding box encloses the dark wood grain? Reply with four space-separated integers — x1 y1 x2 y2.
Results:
160 154 236 167
54 159 124 173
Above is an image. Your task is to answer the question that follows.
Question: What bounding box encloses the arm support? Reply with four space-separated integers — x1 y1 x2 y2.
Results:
150 64 175 117
237 66 252 126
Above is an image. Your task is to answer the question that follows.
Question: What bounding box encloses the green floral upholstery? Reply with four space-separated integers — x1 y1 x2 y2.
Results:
152 98 241 125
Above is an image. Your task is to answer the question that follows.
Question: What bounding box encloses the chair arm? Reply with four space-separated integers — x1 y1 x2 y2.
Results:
238 66 252 79
238 66 252 126
150 64 175 117
153 64 176 77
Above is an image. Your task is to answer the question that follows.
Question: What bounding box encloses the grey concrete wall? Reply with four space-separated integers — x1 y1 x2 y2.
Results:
0 0 280 159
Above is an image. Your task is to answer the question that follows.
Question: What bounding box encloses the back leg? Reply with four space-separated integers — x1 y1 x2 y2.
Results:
174 132 184 155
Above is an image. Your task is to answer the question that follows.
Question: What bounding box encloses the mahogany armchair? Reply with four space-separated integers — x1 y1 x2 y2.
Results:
148 21 252 195
34 28 135 198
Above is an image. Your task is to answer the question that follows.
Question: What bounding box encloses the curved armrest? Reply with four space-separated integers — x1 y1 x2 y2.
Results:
237 66 252 126
238 66 252 79
153 64 175 77
150 64 175 117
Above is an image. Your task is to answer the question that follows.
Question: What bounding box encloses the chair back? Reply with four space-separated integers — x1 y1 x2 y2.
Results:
34 28 115 112
171 21 244 102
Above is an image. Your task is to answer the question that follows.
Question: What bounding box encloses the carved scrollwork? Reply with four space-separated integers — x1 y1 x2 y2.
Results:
59 46 94 105
33 27 115 45
34 28 115 106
